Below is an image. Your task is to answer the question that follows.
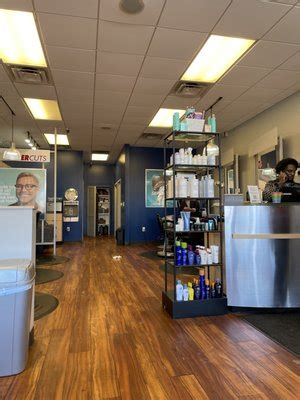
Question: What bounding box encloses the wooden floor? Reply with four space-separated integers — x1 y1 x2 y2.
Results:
1 237 299 400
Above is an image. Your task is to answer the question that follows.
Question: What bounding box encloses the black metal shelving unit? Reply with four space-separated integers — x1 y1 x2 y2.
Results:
162 130 227 318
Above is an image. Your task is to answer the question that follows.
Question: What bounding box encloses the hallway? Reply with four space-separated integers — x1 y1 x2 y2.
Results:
1 237 299 400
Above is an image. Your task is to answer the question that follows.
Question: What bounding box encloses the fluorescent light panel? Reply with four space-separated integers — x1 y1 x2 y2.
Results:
24 98 62 120
181 35 255 83
149 108 185 128
92 153 109 161
44 133 69 146
0 9 46 67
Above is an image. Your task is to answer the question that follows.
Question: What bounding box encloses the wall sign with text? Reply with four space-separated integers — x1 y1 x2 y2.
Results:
0 148 51 163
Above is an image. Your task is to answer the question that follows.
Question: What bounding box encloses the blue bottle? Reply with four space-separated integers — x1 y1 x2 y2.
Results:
181 242 188 266
175 241 182 266
187 245 194 265
205 279 210 299
194 285 201 300
198 269 205 299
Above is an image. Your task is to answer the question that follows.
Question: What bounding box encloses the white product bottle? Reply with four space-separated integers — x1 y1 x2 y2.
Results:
189 176 199 197
183 284 189 301
211 245 219 263
207 155 216 166
174 152 180 165
176 280 183 301
179 148 185 164
201 249 208 265
206 175 215 198
199 176 205 197
167 176 173 198
178 176 187 197
207 249 213 265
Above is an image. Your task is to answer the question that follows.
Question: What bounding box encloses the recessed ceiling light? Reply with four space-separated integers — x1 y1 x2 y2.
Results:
44 133 69 146
91 153 109 161
181 35 255 83
24 98 62 120
149 108 185 128
0 9 47 67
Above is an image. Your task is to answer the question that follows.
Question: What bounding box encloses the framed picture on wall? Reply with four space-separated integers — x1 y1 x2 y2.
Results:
145 169 165 208
0 167 47 214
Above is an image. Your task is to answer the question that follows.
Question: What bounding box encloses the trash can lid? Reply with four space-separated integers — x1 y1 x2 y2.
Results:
0 259 35 287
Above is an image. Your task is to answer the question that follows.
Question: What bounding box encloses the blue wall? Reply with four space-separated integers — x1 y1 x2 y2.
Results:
83 163 115 235
126 147 166 244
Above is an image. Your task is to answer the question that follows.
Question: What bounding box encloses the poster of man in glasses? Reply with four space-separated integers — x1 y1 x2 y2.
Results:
0 168 46 214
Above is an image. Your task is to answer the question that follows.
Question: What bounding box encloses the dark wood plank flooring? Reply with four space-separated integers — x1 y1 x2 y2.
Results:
1 237 299 399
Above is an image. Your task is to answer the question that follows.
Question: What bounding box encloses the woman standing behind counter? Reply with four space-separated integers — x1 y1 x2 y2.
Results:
263 158 300 202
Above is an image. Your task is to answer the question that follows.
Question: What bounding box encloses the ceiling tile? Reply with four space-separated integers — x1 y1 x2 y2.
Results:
0 65 10 82
0 1 33 11
95 90 131 106
46 46 96 72
96 51 144 76
34 0 99 18
200 83 249 103
239 40 300 68
56 87 94 103
213 0 291 39
51 69 95 90
94 105 126 124
124 105 157 118
36 120 65 130
118 124 146 133
99 0 165 25
129 93 165 107
15 83 57 99
122 115 151 125
95 74 136 92
148 28 207 60
279 51 300 71
255 69 300 89
60 101 94 115
218 65 272 86
38 13 97 49
264 6 300 44
162 95 199 109
140 57 189 79
0 82 20 99
159 0 231 32
98 20 154 54
134 77 176 95
237 86 282 102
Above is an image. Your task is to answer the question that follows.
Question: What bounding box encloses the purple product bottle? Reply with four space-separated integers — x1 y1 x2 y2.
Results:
198 269 206 299
181 242 188 266
187 245 194 265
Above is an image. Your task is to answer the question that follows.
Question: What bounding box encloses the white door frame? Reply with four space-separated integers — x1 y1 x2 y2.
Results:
114 179 121 234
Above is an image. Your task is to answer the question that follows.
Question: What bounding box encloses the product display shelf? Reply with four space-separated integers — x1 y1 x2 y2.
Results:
162 129 227 319
96 188 110 236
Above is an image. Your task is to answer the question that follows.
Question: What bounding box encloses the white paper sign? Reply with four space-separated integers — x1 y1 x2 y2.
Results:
248 185 262 204
0 148 51 163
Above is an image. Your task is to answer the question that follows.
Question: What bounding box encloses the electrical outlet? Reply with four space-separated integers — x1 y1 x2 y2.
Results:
66 226 71 232
142 226 146 232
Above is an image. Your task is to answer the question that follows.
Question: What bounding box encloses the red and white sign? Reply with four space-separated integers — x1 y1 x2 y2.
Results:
0 148 51 163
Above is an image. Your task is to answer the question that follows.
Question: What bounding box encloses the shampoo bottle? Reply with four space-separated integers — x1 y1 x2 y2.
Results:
210 114 217 133
175 240 182 266
176 280 183 301
188 282 194 300
187 245 194 265
183 284 189 301
181 242 188 265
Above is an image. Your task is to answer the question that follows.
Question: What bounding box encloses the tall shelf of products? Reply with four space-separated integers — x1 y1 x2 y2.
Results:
96 187 110 236
162 129 227 318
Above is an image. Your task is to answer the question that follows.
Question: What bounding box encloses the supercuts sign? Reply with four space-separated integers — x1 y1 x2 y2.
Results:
0 149 51 163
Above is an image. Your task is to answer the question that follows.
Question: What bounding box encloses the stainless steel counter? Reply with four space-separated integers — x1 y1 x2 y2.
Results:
225 203 300 308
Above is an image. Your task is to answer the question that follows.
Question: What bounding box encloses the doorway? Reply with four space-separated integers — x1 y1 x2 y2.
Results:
114 179 121 234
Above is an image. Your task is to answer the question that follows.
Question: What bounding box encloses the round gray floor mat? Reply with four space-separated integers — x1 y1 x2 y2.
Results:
36 255 70 266
34 292 59 321
36 268 64 285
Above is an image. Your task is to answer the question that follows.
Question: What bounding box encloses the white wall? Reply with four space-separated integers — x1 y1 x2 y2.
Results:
222 91 300 193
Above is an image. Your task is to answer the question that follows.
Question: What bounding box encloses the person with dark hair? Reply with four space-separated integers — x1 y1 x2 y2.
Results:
10 172 41 210
263 158 299 202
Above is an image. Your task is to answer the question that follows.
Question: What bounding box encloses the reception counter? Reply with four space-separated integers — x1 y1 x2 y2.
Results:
225 203 300 308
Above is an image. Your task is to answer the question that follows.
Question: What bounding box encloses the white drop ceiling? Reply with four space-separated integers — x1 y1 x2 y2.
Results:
0 0 299 162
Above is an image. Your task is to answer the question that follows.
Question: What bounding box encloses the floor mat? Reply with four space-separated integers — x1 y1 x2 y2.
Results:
36 268 64 285
34 292 59 321
36 255 70 266
243 311 300 357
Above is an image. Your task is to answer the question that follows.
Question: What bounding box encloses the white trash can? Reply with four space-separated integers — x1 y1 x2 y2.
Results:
0 259 35 377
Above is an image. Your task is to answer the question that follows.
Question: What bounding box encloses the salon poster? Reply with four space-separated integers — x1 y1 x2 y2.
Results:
0 168 47 213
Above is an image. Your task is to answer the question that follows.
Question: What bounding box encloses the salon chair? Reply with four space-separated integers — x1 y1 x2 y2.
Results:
156 214 174 258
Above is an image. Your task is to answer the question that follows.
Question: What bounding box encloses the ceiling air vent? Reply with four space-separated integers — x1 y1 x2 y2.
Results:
172 81 210 97
141 133 164 141
7 65 51 84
